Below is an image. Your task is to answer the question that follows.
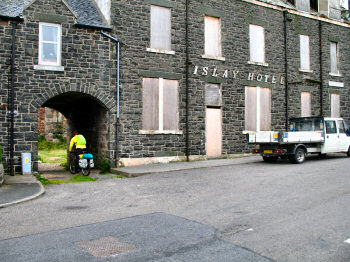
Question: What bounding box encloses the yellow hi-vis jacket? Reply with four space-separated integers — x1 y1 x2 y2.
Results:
69 134 86 152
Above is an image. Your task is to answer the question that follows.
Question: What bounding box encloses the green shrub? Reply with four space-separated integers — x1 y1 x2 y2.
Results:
38 135 67 150
99 159 111 174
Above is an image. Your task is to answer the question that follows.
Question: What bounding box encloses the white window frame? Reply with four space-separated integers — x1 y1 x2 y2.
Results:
202 15 224 61
140 78 181 134
299 35 311 72
249 24 267 66
147 5 174 55
330 41 340 76
38 22 61 67
245 86 271 132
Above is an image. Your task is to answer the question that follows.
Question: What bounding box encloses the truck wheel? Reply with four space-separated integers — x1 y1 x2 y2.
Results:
347 146 350 157
263 156 278 163
289 148 306 164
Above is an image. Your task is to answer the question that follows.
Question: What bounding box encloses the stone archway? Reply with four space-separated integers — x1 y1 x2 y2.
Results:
31 90 115 170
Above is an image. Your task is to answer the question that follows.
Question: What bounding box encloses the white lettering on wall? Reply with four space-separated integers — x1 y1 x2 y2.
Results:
192 65 284 86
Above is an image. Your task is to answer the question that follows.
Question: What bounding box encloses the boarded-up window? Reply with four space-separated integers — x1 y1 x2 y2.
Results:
301 91 311 117
245 86 271 131
142 78 159 130
205 16 221 57
163 80 178 130
205 84 221 106
300 35 310 70
142 78 178 131
150 5 171 50
331 93 340 118
249 24 265 63
330 42 339 74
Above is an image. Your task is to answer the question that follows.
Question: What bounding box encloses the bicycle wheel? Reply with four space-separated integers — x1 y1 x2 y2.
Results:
81 163 91 176
69 160 76 174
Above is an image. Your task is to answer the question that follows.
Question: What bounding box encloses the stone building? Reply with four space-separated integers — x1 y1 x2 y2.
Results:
1 0 350 174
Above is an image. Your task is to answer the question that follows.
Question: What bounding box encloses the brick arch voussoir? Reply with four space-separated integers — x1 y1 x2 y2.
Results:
29 88 115 113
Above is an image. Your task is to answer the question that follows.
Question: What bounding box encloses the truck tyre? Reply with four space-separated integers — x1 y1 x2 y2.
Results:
289 148 306 164
263 156 278 162
347 146 350 157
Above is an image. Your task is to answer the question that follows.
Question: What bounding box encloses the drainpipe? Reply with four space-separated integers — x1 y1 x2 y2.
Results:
9 21 17 176
185 0 190 161
101 31 120 167
319 21 323 116
283 11 289 131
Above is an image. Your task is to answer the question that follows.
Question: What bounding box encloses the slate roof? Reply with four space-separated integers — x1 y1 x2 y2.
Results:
0 0 108 29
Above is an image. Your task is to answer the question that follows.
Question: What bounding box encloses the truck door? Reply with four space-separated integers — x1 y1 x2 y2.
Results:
323 120 338 153
337 120 350 152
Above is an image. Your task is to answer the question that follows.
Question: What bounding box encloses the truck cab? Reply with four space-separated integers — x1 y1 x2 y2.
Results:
249 117 350 164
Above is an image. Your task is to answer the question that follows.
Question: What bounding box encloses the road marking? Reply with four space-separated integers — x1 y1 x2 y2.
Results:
344 239 350 244
245 228 254 232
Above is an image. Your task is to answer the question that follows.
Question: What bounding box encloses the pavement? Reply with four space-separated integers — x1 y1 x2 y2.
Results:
0 155 261 208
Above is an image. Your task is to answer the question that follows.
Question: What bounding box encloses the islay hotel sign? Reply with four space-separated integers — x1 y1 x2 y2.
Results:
193 65 285 85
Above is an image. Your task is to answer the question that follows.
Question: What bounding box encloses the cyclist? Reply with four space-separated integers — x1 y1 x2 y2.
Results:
69 131 87 171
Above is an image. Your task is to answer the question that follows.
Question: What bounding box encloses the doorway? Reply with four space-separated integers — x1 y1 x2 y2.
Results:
206 107 222 158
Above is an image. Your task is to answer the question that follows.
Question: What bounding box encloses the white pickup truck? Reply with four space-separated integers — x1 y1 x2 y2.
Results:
247 117 350 164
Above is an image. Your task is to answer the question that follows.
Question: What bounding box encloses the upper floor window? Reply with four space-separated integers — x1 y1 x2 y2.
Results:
204 16 222 58
310 0 318 11
330 41 340 75
150 5 171 52
300 35 310 71
249 24 265 65
39 22 61 66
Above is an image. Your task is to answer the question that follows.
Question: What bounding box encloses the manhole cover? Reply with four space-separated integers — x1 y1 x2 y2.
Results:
75 236 136 258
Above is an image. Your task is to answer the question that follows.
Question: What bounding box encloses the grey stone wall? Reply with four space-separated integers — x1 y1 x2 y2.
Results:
2 0 350 170
112 0 350 159
0 0 116 172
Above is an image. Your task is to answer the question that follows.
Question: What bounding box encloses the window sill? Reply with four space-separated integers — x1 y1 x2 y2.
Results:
299 68 313 73
34 65 64 71
139 130 183 135
248 61 268 67
146 48 175 55
201 54 226 61
329 72 342 77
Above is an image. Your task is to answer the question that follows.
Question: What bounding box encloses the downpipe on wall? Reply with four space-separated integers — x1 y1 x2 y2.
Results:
9 20 17 176
101 31 120 167
283 11 289 131
185 0 190 161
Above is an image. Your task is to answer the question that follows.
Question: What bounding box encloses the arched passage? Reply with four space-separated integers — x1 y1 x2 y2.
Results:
41 92 111 166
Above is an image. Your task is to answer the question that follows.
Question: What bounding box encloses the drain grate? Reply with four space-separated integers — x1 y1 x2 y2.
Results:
75 236 136 258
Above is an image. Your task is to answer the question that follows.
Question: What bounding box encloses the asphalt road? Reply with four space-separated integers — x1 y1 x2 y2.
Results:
1 154 350 261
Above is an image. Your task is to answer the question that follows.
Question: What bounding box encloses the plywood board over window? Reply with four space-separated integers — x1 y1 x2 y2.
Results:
142 78 178 132
245 86 271 131
330 42 339 74
249 24 265 63
142 78 159 130
331 93 340 118
163 80 178 130
300 35 310 70
301 91 311 117
150 5 171 50
205 16 221 57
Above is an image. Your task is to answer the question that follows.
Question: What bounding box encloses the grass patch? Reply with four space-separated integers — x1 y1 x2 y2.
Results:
38 149 67 164
35 174 96 185
110 175 125 179
38 136 67 164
